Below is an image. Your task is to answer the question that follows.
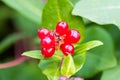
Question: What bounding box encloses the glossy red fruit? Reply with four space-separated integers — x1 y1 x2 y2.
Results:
56 21 68 36
65 30 80 44
41 47 55 58
61 43 74 56
38 28 50 39
49 32 55 40
41 36 55 48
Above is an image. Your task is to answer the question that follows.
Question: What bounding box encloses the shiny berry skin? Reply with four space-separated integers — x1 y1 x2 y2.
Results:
56 21 68 36
41 47 55 58
38 28 50 39
41 36 55 48
65 30 80 44
61 43 74 56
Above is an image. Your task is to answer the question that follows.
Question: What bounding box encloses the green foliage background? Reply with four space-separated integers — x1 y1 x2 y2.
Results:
0 0 120 80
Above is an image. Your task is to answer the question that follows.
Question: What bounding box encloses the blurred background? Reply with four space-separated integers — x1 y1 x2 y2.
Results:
0 0 120 80
0 0 48 80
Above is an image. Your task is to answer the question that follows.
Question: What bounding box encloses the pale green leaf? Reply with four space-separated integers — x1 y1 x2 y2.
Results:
38 59 61 80
75 40 103 55
101 65 120 80
38 51 62 80
42 0 85 41
22 50 44 59
73 51 86 73
2 0 44 24
61 55 76 77
72 0 120 29
14 13 39 35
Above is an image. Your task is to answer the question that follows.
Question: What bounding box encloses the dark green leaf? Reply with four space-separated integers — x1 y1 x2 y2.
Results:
72 0 120 29
22 50 44 59
2 0 44 24
0 63 47 80
41 0 85 41
61 55 76 77
104 26 120 64
101 65 120 80
75 26 117 78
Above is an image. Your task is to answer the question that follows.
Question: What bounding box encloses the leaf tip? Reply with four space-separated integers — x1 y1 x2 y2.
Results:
21 53 26 56
96 40 104 46
21 50 43 59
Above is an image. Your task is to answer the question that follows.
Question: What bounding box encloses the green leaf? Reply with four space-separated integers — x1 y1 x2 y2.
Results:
72 0 120 29
41 0 85 41
73 40 103 73
75 40 103 55
0 33 24 54
38 59 61 80
73 52 86 73
101 65 120 80
70 0 80 5
0 63 47 80
104 26 120 64
2 0 44 24
61 55 76 77
22 50 44 59
75 26 117 78
14 13 39 35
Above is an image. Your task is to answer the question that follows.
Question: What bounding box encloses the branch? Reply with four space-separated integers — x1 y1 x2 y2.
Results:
0 57 28 69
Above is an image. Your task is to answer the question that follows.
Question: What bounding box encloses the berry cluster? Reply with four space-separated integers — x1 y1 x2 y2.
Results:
38 21 80 58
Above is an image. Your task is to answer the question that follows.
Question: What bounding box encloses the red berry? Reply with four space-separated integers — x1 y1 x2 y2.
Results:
41 47 55 58
61 43 74 56
38 28 50 39
56 21 68 36
49 32 55 40
65 30 80 44
41 36 55 48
